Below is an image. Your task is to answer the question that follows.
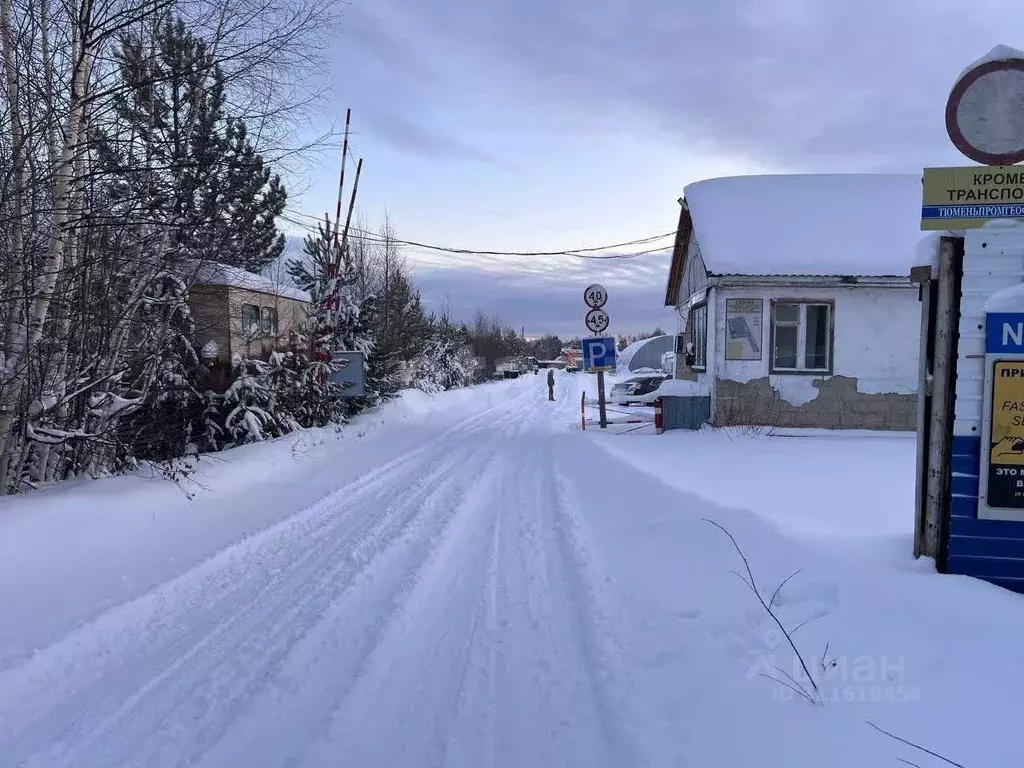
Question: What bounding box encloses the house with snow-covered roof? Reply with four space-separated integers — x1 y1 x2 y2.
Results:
189 262 311 388
663 173 926 430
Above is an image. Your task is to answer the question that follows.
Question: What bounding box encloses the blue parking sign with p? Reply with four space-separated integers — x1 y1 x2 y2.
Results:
582 337 616 372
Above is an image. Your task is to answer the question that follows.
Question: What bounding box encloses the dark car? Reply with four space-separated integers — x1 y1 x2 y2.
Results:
610 374 668 405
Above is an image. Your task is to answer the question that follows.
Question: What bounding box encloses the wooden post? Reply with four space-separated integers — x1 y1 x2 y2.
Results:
338 157 363 270
332 108 351 249
923 239 959 560
597 369 608 429
912 266 933 558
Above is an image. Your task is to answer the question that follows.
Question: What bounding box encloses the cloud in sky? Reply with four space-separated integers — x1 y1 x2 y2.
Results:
332 0 1018 171
286 0 1024 335
411 250 678 339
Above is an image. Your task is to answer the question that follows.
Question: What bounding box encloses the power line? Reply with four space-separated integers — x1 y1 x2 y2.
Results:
279 208 676 259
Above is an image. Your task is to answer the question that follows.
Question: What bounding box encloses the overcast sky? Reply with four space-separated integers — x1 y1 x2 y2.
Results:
281 0 1019 338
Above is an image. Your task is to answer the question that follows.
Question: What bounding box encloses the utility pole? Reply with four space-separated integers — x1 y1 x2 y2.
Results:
332 108 352 256
338 157 363 269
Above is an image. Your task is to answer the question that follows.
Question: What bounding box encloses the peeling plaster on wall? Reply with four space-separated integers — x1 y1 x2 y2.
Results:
770 376 822 406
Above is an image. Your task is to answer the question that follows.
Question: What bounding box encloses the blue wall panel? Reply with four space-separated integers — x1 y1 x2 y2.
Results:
946 435 1024 592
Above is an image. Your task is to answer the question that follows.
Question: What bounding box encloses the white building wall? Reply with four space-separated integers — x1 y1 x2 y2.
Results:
711 284 920 406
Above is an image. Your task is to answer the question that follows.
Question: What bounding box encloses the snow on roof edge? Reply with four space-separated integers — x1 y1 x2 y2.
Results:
194 262 311 303
682 173 925 278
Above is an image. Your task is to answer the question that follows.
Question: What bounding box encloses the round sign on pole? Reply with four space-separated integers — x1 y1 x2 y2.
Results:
584 283 608 309
585 308 610 334
946 49 1024 165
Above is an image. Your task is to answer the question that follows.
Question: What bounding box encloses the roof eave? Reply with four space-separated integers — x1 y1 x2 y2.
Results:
663 200 692 306
710 273 913 289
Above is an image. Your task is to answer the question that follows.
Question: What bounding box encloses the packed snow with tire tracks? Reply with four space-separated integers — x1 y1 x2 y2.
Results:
3 372 1024 767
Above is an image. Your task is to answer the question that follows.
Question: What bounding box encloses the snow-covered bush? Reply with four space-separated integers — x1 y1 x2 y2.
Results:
413 315 476 394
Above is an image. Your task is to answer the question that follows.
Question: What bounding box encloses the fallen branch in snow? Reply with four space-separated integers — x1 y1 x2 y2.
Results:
867 721 967 768
703 518 824 705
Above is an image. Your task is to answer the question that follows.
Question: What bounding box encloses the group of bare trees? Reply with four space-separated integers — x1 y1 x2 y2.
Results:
0 0 330 492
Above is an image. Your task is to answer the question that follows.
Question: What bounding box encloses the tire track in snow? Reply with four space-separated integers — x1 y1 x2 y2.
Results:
0 397 534 768
1 444 472 768
544 437 648 767
1 381 595 768
0 387 534 680
204 434 512 768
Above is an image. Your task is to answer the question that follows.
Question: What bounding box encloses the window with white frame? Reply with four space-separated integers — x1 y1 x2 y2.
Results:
689 302 708 370
770 300 832 374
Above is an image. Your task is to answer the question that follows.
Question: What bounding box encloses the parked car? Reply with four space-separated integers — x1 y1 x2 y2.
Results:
610 374 668 405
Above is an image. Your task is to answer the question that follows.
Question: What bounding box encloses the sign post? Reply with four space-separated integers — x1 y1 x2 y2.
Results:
583 284 612 429
581 338 616 429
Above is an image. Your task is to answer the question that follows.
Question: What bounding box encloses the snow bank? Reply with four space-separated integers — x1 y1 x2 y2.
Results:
595 428 916 540
637 378 710 400
684 174 923 277
575 428 1024 768
194 262 311 302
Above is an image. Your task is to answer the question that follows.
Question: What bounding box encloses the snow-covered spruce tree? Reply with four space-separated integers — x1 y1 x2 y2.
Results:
100 17 287 273
287 215 379 424
118 273 205 464
210 352 300 447
414 315 476 394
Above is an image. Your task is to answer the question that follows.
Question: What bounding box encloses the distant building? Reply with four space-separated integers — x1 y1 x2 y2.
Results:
663 173 925 430
494 356 524 378
189 263 311 390
559 347 582 368
616 334 674 374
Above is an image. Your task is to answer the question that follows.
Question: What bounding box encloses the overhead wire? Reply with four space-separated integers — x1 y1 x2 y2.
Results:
278 208 676 260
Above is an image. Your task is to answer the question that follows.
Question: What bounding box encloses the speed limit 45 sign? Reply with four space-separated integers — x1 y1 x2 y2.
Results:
585 308 610 334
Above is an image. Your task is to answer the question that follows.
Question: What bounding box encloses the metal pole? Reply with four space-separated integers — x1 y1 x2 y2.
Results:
597 369 608 429
581 391 586 430
923 239 958 560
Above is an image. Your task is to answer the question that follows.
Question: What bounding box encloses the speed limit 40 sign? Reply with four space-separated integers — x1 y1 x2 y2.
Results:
584 283 608 309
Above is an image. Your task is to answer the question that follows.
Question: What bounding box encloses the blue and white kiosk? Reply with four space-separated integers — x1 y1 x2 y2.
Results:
936 231 1024 591
916 46 1024 591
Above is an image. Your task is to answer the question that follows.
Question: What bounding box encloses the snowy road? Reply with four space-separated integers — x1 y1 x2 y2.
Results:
0 376 675 768
7 373 1024 768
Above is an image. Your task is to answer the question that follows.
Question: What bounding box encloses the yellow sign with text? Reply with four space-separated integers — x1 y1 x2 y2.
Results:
922 166 1024 230
991 361 1024 466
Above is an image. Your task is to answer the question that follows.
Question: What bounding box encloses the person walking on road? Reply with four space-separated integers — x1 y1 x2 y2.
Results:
547 368 556 401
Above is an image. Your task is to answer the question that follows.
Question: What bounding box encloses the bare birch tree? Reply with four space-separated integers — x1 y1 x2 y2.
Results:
0 0 334 492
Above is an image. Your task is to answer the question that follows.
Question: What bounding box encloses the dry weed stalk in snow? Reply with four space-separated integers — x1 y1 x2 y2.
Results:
867 721 968 768
703 518 834 706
